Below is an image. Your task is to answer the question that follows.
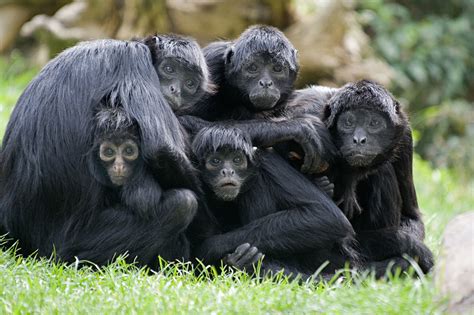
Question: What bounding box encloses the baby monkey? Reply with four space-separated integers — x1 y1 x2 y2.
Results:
99 137 139 187
193 127 263 271
91 107 198 228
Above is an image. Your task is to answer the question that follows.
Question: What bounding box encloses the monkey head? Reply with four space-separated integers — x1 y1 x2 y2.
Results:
224 25 299 111
144 34 214 112
192 126 256 201
324 80 407 170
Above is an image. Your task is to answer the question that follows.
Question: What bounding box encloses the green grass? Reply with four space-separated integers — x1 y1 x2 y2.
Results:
0 56 473 314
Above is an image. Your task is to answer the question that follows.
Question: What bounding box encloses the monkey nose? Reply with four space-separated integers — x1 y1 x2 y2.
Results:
169 85 180 95
114 164 124 175
221 168 235 176
259 80 273 88
353 136 367 145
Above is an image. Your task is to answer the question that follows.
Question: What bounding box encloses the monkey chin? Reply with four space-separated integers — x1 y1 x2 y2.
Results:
214 184 241 201
345 153 376 168
110 176 127 186
249 91 279 110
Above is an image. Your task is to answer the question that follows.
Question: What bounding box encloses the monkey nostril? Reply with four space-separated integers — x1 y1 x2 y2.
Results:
221 169 234 176
353 136 367 145
170 85 176 93
259 80 272 88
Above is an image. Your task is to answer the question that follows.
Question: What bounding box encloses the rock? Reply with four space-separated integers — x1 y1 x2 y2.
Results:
435 211 474 314
286 0 393 87
0 4 31 52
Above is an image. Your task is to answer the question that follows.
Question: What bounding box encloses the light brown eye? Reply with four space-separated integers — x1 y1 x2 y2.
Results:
124 146 134 155
233 157 242 164
211 158 221 165
104 148 114 157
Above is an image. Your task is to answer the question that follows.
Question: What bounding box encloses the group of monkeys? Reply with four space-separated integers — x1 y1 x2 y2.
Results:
0 25 434 280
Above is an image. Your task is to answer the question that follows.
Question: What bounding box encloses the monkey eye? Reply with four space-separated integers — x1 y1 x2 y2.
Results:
369 119 380 127
272 64 283 72
124 146 135 155
104 148 115 157
344 119 354 128
233 157 242 164
211 158 221 165
247 63 258 73
185 79 196 88
164 65 175 74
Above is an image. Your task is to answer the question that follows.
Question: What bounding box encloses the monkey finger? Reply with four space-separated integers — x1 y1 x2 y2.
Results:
301 146 317 173
223 253 236 266
249 252 264 266
241 253 264 271
223 243 251 266
234 243 251 257
309 153 323 174
316 177 331 186
345 207 353 220
236 246 259 267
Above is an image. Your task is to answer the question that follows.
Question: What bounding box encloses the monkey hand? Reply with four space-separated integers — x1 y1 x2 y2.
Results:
159 189 198 231
289 114 334 174
313 176 334 199
223 243 263 272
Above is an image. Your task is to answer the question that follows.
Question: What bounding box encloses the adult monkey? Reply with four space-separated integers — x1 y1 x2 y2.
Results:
61 107 198 267
0 39 210 267
286 80 434 277
140 34 215 113
180 25 334 173
192 126 358 278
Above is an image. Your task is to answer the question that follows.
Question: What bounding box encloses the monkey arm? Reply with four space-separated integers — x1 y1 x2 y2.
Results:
121 171 198 234
195 204 352 264
178 114 336 174
391 128 425 239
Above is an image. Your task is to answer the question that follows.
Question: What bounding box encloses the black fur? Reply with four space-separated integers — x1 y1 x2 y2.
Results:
179 25 335 174
287 80 434 277
192 126 359 278
185 25 297 120
141 34 215 114
0 39 205 267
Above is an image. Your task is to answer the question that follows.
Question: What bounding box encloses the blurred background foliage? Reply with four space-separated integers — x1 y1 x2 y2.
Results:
357 0 474 181
0 0 472 180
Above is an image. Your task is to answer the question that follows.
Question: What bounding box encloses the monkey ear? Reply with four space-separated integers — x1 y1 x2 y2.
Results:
143 35 157 48
394 99 401 113
224 46 235 64
292 48 298 58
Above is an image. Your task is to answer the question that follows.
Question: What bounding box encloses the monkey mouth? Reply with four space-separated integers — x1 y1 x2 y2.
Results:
249 92 279 110
345 152 376 167
111 176 126 186
163 93 181 110
220 181 238 188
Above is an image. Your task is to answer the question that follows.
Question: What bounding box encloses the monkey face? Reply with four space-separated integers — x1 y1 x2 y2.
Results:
228 54 290 111
202 148 250 201
99 140 139 186
157 57 204 111
336 109 395 168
